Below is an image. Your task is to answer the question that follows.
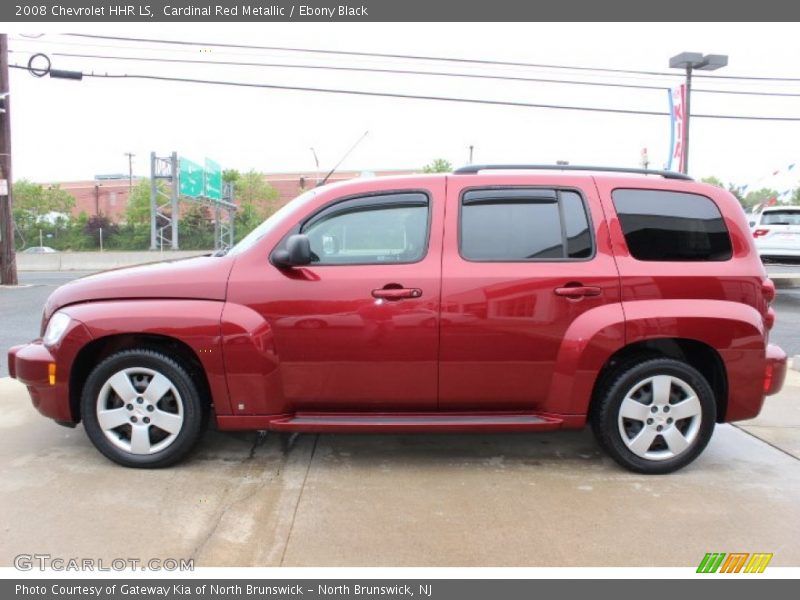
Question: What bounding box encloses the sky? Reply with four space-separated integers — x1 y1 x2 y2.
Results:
4 22 800 193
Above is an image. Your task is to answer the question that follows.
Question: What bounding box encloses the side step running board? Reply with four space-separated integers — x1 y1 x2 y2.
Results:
267 412 563 433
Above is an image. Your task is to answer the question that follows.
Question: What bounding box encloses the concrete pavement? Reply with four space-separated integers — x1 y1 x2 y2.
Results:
738 368 800 459
0 376 798 567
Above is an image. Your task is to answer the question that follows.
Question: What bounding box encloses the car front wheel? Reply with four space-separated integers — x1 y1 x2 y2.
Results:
81 349 205 468
591 357 716 474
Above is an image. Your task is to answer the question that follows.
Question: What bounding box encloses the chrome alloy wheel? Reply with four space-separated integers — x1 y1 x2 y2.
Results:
617 374 702 461
95 367 184 455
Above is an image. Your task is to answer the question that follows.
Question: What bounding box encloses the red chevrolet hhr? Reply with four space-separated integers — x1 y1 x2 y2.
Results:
8 165 787 473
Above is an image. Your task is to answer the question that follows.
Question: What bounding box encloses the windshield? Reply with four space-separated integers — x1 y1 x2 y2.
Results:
225 189 318 257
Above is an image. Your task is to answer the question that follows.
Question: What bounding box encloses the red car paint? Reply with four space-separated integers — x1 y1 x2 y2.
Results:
8 172 787 433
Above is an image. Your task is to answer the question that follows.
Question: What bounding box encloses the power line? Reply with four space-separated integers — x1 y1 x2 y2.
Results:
15 49 800 98
10 63 800 122
42 51 670 93
63 32 800 83
11 36 794 90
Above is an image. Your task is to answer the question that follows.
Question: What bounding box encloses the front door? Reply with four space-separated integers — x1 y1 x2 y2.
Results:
254 184 444 412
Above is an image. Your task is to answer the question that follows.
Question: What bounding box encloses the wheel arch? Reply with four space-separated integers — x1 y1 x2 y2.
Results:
69 333 213 422
589 338 729 423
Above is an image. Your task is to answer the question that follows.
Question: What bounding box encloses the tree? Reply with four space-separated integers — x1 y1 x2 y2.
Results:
701 176 766 210
743 187 781 211
421 159 452 174
12 180 75 230
178 202 214 249
12 180 77 250
701 176 724 188
84 214 119 249
114 178 176 250
233 170 279 241
61 212 93 251
124 179 155 226
222 169 241 184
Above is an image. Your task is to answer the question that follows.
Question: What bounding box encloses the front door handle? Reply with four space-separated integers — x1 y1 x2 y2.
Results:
554 285 602 298
372 287 423 301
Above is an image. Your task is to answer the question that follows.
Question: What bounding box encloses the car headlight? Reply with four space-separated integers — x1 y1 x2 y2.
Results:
42 312 72 347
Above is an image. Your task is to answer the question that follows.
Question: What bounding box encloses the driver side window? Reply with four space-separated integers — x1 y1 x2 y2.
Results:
301 192 430 265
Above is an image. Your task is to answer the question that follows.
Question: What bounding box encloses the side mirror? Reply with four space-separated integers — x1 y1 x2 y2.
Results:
272 234 313 268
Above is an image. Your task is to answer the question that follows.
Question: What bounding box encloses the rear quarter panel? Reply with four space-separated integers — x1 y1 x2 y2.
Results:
593 177 770 422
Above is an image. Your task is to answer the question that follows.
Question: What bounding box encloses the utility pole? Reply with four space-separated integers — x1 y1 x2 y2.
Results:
149 152 157 250
124 152 135 191
170 151 179 250
0 34 17 285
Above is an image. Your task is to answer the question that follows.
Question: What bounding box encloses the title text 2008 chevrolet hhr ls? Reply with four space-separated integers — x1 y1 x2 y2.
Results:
8 166 787 473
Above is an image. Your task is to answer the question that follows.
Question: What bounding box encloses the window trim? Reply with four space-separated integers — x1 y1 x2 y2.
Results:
270 189 433 267
611 187 733 263
457 185 596 263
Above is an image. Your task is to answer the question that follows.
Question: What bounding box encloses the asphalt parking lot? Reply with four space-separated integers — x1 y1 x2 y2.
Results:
1 270 799 567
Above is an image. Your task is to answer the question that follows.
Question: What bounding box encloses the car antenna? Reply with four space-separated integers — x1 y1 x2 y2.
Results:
317 130 369 187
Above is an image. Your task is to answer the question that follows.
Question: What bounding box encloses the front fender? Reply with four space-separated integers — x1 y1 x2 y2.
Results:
64 299 231 415
219 302 283 416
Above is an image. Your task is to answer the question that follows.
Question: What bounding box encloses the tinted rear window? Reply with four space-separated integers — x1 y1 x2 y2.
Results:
761 210 800 225
612 189 732 261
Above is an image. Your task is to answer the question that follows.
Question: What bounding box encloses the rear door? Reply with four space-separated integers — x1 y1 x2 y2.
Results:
438 174 621 410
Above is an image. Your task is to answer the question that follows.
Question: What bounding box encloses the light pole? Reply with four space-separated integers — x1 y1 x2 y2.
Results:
669 52 728 174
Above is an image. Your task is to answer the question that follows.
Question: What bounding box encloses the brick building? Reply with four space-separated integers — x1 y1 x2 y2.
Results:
264 169 416 207
56 179 134 221
52 169 415 222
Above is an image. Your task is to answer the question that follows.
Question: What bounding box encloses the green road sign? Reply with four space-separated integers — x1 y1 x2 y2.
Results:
179 158 204 197
205 158 222 200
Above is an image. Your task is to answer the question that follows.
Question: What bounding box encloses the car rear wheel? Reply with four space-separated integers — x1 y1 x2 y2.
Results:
81 349 205 468
591 357 716 474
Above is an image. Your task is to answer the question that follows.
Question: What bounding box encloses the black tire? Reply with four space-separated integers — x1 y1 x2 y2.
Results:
591 357 716 474
81 349 206 468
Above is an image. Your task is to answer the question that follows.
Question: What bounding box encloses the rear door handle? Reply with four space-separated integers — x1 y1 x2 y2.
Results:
554 285 602 298
372 287 423 300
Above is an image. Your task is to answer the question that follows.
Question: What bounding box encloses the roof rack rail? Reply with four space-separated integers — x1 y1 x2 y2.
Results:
452 164 693 181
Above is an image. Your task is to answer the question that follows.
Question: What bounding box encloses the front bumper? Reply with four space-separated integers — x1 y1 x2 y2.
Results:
8 342 74 423
8 320 93 424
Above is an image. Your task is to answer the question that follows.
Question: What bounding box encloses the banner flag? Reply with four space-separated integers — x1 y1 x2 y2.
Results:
666 85 687 172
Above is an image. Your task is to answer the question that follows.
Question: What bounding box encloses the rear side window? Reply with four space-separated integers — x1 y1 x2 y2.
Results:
612 189 732 261
460 188 592 261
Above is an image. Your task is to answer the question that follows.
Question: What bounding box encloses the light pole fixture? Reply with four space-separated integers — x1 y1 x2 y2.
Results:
668 52 728 174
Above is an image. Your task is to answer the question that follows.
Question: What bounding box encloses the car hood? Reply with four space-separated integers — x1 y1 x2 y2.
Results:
44 255 235 321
